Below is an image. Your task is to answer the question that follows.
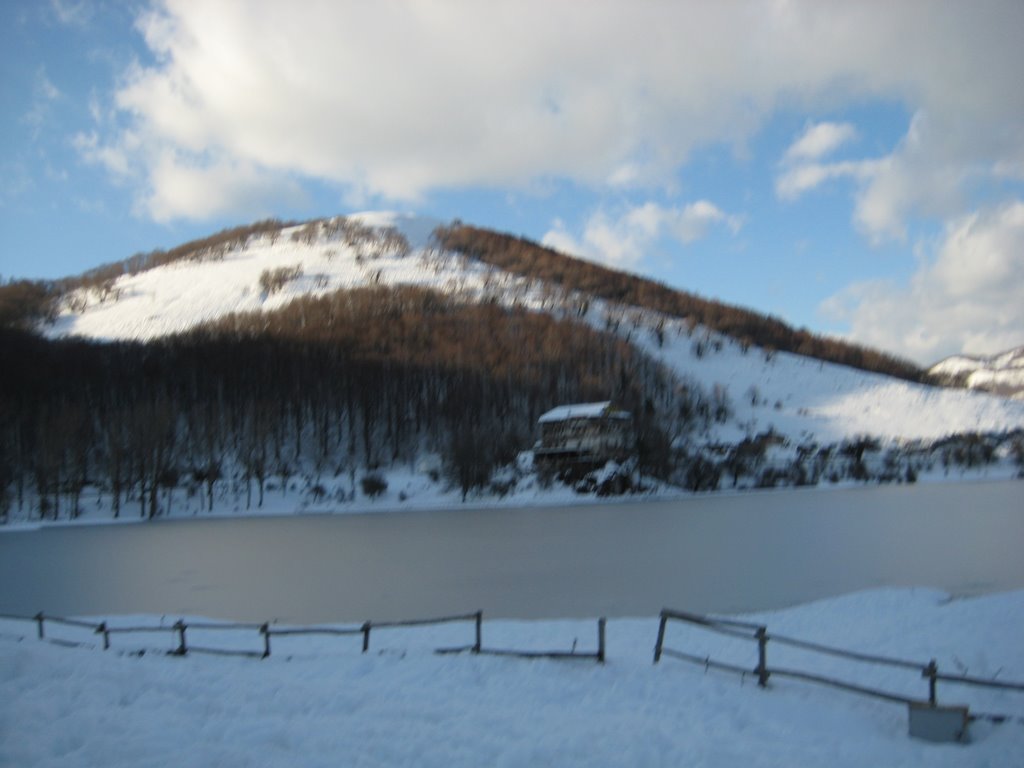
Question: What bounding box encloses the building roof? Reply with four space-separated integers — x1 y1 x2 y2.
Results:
537 401 630 424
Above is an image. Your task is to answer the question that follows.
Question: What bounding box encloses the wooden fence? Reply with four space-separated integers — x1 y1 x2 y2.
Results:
653 607 1024 722
0 610 605 664
4 607 1019 722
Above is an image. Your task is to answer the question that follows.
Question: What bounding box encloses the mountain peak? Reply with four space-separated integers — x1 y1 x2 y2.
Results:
929 345 1024 399
45 213 447 341
347 211 444 249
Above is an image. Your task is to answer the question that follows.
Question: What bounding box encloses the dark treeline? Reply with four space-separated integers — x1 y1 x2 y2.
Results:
0 286 696 521
0 279 61 330
434 224 928 383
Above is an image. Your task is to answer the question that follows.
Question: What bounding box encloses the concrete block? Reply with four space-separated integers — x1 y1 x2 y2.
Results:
908 702 970 744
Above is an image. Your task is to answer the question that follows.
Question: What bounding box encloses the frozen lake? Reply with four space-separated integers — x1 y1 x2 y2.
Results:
1 480 1021 622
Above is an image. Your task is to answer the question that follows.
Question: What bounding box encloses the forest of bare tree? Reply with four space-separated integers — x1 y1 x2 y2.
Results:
0 286 714 521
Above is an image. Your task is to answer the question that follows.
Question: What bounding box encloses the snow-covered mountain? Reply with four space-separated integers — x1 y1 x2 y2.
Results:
46 211 1024 447
3 209 1019 525
929 346 1024 400
48 212 446 341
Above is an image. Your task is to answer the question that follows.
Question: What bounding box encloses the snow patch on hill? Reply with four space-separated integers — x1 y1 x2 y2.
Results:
624 313 1024 444
930 346 1024 400
47 212 463 341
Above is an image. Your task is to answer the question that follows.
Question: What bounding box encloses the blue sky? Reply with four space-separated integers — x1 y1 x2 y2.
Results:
2 1 1023 365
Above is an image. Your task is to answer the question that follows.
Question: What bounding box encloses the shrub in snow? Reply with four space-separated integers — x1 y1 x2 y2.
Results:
684 456 721 492
360 473 388 498
416 453 443 483
489 476 516 498
259 265 303 296
570 461 636 497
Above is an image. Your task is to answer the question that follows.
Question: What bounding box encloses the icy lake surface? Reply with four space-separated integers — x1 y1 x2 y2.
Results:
2 480 1022 623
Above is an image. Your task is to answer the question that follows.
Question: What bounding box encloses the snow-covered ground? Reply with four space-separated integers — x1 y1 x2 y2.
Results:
17 215 1023 764
2 452 1017 530
2 588 1022 767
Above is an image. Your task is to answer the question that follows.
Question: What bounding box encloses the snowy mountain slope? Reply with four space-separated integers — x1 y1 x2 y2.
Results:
930 346 1024 400
49 213 458 341
621 315 1024 444
45 212 1024 447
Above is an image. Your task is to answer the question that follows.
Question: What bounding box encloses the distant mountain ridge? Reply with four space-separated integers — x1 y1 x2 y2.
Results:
3 212 925 382
930 346 1024 400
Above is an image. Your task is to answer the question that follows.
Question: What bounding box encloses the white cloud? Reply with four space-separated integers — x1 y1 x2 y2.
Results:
142 152 307 222
36 71 60 102
50 0 93 27
776 111 996 244
775 159 881 201
542 201 742 269
0 162 33 206
822 201 1024 364
775 120 875 210
543 212 642 269
671 201 744 243
23 68 61 135
74 130 135 179
783 122 857 163
79 1 1024 224
851 111 975 243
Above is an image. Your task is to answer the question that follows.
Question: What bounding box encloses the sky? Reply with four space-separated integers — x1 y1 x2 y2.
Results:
2 1 1023 366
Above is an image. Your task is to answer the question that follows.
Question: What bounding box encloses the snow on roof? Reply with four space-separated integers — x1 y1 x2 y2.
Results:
538 402 630 423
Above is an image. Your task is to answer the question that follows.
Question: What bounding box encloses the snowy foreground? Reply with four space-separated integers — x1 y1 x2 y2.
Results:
3 589 1022 767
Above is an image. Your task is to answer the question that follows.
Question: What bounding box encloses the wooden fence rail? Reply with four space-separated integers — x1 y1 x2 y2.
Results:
440 617 606 664
765 630 924 671
768 666 918 706
933 671 1024 694
653 607 1024 715
4 609 1017 695
259 611 483 658
259 624 364 659
2 610 607 666
654 609 769 685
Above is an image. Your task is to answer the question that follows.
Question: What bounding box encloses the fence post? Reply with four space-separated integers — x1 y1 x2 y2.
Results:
924 659 938 705
755 626 769 687
653 612 668 664
361 622 371 653
172 620 187 656
474 611 482 654
260 623 271 659
95 622 110 651
597 618 606 664
35 612 45 640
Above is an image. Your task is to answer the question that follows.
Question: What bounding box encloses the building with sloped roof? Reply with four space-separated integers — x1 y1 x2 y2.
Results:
534 401 633 469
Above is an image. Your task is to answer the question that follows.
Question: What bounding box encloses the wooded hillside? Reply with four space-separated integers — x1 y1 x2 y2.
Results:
0 286 710 521
434 224 927 383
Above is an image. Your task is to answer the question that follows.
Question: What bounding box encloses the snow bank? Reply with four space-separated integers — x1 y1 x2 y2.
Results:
2 589 1022 767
